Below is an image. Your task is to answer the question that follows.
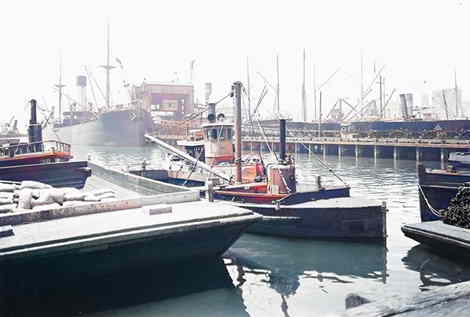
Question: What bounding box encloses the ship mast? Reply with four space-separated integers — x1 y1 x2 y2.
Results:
233 81 243 183
276 53 280 115
313 64 317 121
101 22 115 109
360 50 364 119
454 67 459 118
246 57 252 125
301 48 307 122
55 54 65 123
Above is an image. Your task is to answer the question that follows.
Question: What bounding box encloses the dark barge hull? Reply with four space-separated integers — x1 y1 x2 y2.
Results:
44 109 156 146
231 197 386 240
417 164 470 222
2 258 235 317
0 161 91 189
402 221 470 259
130 170 386 240
0 215 255 275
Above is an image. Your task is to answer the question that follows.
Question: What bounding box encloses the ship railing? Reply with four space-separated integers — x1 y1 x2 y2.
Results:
0 140 71 158
242 136 470 145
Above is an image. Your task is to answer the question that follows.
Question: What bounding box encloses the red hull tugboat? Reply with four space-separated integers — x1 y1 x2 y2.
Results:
144 82 387 241
0 99 90 188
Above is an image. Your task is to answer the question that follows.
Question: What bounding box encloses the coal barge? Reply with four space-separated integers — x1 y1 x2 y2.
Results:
402 164 470 260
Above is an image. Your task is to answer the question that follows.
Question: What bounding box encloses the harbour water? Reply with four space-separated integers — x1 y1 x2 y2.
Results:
10 146 470 316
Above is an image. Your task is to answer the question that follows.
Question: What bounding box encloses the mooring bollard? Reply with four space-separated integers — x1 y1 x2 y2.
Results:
316 175 323 190
207 180 214 202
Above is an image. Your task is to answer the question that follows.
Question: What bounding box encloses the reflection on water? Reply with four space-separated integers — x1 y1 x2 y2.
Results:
402 245 470 290
1 258 242 317
45 146 470 316
225 235 387 317
226 235 387 294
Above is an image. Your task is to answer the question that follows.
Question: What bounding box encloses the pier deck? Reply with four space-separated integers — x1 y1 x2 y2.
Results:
156 134 470 163
84 175 142 198
402 221 470 258
0 200 258 262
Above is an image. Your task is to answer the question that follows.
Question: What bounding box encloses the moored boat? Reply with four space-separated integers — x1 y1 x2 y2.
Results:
448 151 470 170
142 82 387 241
43 107 156 146
417 164 470 222
0 99 91 188
402 221 470 260
0 99 74 167
0 161 260 283
403 163 470 259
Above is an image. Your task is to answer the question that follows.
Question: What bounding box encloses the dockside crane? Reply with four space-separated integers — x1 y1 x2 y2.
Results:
343 65 385 121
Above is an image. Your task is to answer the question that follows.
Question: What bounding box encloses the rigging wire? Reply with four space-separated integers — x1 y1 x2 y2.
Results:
283 129 349 187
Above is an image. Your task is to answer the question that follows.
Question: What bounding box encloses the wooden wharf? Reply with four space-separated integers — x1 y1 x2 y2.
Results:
156 134 470 165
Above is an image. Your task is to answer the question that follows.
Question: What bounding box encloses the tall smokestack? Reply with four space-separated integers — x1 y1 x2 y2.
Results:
207 103 216 123
76 75 87 111
279 119 286 162
28 99 42 144
30 99 37 125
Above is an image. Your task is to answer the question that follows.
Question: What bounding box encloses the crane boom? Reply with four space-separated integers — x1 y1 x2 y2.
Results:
144 134 231 182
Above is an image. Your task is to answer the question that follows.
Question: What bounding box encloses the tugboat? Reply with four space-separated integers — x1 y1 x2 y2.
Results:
0 99 90 188
0 99 72 167
143 82 387 241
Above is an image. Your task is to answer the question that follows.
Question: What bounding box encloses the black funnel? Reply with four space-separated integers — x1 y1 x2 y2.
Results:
30 99 37 125
207 103 216 123
279 119 286 162
28 99 42 144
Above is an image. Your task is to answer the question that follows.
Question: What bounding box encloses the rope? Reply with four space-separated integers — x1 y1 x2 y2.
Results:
417 184 442 218
183 149 204 186
255 117 278 162
213 92 232 105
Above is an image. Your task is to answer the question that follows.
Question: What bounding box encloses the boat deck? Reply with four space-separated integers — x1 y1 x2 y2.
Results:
0 200 258 262
402 221 470 256
84 175 142 199
230 196 382 209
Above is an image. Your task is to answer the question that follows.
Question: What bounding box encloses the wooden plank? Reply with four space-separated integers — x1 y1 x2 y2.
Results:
343 281 470 316
403 221 470 245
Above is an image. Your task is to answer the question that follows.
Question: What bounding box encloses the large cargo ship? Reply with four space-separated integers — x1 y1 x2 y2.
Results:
44 24 194 147
44 80 195 146
44 107 156 146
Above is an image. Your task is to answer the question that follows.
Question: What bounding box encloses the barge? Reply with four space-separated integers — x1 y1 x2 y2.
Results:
402 221 470 260
0 162 260 291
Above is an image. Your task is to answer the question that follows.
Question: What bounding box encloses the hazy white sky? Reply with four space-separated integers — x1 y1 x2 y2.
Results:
0 0 468 126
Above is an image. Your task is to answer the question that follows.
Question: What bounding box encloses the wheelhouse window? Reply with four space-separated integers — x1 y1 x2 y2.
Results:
204 126 233 141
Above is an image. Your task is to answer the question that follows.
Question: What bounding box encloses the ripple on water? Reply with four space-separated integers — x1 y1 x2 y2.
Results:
65 147 470 316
